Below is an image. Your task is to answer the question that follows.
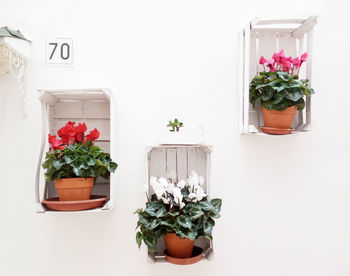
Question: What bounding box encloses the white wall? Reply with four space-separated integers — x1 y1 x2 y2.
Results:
0 0 349 275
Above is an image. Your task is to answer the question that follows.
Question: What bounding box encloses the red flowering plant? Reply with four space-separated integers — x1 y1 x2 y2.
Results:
42 121 117 182
250 49 315 111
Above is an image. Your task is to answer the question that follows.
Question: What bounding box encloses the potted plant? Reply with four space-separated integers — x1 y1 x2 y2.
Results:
135 171 222 263
160 118 204 145
42 121 118 201
249 49 315 134
167 118 184 132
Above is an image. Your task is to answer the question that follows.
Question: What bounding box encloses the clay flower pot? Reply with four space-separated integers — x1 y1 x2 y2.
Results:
261 105 297 129
164 233 194 258
54 177 94 201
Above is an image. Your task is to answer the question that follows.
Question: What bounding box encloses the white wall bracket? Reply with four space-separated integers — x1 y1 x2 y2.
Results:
0 36 31 117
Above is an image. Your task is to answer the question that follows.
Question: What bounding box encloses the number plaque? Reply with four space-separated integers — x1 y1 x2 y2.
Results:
45 37 73 65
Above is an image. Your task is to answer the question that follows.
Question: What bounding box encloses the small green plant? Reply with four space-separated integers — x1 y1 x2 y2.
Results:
167 118 183 132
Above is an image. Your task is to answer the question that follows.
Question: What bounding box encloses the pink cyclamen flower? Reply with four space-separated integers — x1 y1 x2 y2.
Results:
266 59 276 72
292 57 300 67
259 56 267 64
273 49 285 65
282 60 291 72
300 52 308 62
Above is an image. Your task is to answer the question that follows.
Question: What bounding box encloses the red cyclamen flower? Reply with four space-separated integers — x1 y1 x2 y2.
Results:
85 128 100 141
48 134 64 150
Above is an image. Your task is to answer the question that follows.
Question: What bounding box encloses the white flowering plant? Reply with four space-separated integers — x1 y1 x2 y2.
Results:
135 171 222 253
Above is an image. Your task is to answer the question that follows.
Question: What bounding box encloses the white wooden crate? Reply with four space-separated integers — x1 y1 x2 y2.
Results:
146 145 214 263
35 88 117 213
238 16 317 134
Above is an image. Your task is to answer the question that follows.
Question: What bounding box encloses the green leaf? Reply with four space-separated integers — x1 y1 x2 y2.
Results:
160 217 176 228
133 208 143 214
168 211 179 217
176 215 192 229
199 201 216 211
73 167 81 176
145 201 166 218
136 232 143 249
138 213 151 228
277 71 291 81
261 88 273 101
210 198 222 212
203 217 215 235
143 232 158 252
272 90 287 104
42 159 50 169
286 91 303 101
64 154 74 164
189 209 204 220
150 219 160 229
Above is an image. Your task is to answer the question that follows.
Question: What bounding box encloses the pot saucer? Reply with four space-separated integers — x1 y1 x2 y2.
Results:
260 126 294 135
42 195 107 211
164 246 203 265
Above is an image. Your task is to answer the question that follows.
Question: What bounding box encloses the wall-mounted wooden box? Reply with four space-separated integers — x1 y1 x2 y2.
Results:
238 16 317 134
146 145 214 263
35 88 117 213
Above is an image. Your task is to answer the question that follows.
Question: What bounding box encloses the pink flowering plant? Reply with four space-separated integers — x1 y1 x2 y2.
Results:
249 49 315 111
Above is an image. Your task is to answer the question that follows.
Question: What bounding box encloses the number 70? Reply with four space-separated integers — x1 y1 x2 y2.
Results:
49 42 70 60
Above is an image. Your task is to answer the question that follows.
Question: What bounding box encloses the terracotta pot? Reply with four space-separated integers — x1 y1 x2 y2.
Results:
164 233 194 258
54 177 94 201
261 105 297 129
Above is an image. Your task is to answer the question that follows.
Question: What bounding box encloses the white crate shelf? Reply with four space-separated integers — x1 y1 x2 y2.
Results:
35 88 117 213
238 15 317 134
146 145 214 263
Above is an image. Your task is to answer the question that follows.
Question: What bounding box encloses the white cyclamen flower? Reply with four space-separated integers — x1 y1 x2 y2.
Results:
166 183 175 194
172 187 185 208
177 179 186 189
187 171 198 189
194 186 207 201
161 196 171 204
159 177 169 188
150 176 166 199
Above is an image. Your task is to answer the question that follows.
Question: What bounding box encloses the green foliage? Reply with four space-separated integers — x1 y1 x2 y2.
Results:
42 142 118 182
249 71 315 111
135 197 222 252
167 118 184 132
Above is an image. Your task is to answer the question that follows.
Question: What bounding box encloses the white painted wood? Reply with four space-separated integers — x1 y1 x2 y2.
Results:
305 29 313 126
238 30 244 133
35 88 116 213
254 18 304 26
243 24 251 133
158 126 204 145
292 16 318 39
176 147 188 181
146 145 212 262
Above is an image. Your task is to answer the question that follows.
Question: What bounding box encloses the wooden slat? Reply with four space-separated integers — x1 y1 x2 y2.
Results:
176 147 188 181
254 18 304 26
149 148 166 179
53 100 110 119
292 16 317 39
238 30 244 133
243 25 251 133
166 148 177 182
